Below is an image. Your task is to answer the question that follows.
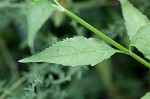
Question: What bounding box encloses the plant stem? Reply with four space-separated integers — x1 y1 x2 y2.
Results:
62 8 150 68
64 9 129 53
0 76 27 99
130 52 150 68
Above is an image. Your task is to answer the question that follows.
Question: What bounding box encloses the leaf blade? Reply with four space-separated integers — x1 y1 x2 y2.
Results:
119 0 150 40
19 37 119 66
28 0 53 47
131 24 150 59
141 92 150 99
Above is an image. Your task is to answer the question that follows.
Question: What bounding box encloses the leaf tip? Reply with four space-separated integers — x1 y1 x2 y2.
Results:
18 58 27 63
18 59 23 63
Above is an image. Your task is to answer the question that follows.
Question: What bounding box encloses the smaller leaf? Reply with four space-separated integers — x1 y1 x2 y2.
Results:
19 37 119 66
119 0 150 40
141 92 150 99
131 24 150 59
28 0 53 47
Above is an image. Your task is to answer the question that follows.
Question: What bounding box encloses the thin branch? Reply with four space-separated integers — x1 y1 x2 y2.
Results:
0 76 27 99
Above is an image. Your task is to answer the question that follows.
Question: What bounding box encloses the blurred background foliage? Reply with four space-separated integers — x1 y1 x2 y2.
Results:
0 0 150 99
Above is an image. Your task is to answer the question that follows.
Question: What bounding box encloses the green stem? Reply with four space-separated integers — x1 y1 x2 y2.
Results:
62 8 150 68
130 52 150 68
0 76 27 99
64 9 129 53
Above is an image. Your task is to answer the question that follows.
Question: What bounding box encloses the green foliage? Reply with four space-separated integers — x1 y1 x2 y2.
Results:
141 92 150 99
1 0 150 99
131 24 150 59
119 0 150 40
27 0 53 47
19 36 119 66
31 0 41 2
21 0 150 68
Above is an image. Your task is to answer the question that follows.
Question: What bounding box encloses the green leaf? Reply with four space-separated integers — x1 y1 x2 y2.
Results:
131 24 150 59
141 92 150 99
119 0 150 40
19 37 119 66
28 0 53 47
